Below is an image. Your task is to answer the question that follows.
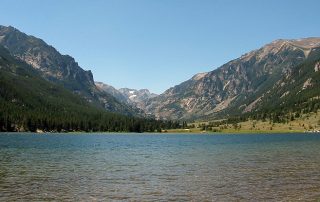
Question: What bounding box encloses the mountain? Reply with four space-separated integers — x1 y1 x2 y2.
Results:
0 25 135 115
1 24 319 122
0 45 117 131
142 38 320 120
0 45 176 132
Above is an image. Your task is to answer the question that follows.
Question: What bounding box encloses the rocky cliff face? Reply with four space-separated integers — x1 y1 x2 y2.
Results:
0 26 94 88
0 25 136 115
143 38 320 120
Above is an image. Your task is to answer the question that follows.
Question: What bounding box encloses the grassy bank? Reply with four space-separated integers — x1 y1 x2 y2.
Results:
165 111 320 134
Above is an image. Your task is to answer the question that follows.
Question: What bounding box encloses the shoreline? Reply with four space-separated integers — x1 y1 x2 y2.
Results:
0 130 317 135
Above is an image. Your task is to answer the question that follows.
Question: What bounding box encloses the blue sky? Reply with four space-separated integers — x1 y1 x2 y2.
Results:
1 0 320 94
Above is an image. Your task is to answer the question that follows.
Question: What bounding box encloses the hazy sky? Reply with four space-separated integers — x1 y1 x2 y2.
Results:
1 0 320 93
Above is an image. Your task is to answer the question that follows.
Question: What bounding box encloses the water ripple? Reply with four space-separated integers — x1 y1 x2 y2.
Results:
0 133 320 201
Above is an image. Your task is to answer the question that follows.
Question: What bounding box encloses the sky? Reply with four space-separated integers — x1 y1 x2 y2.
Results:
1 0 320 94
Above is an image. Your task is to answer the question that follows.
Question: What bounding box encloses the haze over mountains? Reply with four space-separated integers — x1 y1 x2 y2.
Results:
1 25 320 123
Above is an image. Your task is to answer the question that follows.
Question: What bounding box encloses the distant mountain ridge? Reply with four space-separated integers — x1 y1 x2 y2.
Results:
0 44 106 131
118 88 157 104
95 81 157 112
0 25 136 115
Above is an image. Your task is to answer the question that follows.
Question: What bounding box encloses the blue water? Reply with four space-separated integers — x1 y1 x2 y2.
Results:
0 133 320 201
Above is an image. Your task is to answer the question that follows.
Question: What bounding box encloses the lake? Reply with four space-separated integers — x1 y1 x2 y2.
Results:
0 133 320 201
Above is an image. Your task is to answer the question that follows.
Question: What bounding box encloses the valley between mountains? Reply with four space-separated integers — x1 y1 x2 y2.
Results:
0 25 320 132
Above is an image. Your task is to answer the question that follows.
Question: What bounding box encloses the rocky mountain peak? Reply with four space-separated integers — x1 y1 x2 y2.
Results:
288 37 320 49
241 38 320 63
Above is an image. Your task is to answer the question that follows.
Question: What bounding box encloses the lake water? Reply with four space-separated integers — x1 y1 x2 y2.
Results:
0 133 320 201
